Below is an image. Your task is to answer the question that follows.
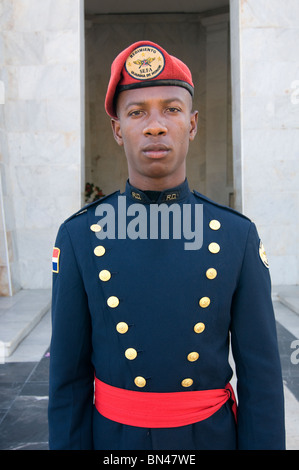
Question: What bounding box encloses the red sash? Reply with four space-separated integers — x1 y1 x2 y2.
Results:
94 377 237 428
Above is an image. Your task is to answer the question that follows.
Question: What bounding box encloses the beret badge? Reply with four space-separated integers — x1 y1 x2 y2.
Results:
125 45 165 81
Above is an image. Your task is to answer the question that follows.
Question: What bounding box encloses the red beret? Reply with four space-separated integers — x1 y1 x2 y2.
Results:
105 40 194 119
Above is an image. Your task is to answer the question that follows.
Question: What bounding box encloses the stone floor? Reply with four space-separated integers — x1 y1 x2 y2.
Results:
0 287 299 450
0 310 51 450
0 351 49 450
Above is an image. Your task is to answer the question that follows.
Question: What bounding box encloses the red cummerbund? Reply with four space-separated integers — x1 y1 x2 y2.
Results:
94 377 237 428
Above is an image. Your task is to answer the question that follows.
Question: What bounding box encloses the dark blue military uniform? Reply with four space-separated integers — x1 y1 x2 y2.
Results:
48 179 285 450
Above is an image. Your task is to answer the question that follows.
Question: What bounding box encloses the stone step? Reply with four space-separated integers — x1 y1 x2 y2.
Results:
272 285 299 316
0 289 51 361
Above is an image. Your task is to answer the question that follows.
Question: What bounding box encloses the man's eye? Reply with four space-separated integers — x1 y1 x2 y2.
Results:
129 110 143 117
167 107 181 113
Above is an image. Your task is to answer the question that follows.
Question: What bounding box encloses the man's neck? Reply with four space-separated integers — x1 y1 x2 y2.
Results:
128 175 186 192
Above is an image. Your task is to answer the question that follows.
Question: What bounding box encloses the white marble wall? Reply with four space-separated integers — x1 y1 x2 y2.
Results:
0 0 85 292
202 13 233 207
230 0 299 285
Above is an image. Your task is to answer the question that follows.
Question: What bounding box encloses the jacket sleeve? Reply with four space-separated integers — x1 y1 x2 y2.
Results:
48 222 94 450
230 222 285 450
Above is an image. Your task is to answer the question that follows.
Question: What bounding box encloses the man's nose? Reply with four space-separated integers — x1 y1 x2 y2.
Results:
143 113 167 136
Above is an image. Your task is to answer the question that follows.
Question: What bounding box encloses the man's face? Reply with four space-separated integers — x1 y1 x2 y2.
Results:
111 86 198 190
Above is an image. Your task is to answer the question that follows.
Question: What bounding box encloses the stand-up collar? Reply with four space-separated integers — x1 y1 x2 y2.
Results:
124 179 191 204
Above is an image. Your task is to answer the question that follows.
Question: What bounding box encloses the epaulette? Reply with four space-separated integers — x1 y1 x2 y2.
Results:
193 190 251 222
64 190 120 224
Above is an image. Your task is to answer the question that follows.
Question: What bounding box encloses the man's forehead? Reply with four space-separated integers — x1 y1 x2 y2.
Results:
117 85 192 110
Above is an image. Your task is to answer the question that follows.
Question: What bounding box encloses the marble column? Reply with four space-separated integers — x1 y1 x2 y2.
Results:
0 0 85 293
201 13 233 207
230 0 299 285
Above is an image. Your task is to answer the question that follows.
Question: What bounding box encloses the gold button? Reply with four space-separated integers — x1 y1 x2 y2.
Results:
208 242 220 254
99 270 111 282
94 245 106 257
194 322 205 334
209 220 221 231
187 352 199 362
181 378 193 388
199 296 211 308
125 348 137 360
107 296 119 308
206 268 217 280
134 376 146 388
116 322 128 334
90 224 102 233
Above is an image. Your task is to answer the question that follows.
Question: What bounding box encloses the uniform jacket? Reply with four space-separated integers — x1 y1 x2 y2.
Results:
48 179 285 450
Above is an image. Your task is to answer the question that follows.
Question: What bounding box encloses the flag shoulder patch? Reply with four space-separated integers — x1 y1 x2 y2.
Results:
52 247 60 273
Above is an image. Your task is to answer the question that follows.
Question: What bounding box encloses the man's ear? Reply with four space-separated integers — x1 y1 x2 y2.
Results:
189 110 198 141
111 119 123 146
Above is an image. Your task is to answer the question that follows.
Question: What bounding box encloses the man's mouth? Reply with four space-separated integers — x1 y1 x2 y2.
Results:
142 143 171 159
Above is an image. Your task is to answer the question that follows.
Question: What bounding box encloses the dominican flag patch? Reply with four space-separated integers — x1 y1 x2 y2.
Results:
52 247 60 273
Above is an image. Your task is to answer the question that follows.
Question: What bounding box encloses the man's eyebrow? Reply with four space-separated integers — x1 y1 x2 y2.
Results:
124 97 186 109
162 98 186 106
124 101 146 109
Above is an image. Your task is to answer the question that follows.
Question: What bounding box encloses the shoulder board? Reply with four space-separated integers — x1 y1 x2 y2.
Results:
64 190 120 224
193 190 251 222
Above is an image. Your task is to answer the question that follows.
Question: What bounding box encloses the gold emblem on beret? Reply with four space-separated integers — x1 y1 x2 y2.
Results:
125 45 165 81
259 240 269 268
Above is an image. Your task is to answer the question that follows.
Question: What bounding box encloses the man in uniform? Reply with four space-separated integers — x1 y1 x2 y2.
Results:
48 41 285 450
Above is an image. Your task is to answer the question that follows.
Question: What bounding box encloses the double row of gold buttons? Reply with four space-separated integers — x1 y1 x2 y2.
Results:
90 223 143 386
181 219 221 388
90 219 221 389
